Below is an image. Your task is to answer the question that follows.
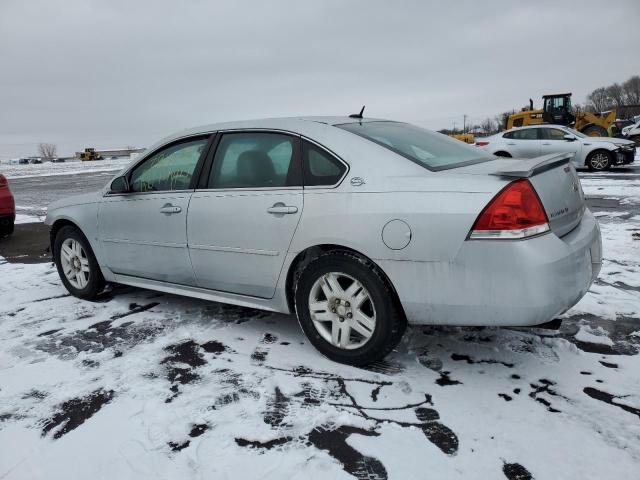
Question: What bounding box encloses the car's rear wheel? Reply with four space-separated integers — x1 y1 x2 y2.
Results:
294 251 406 366
54 225 105 300
494 151 512 157
586 150 611 171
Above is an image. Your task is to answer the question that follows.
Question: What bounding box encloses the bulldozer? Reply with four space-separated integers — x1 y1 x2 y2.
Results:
78 148 103 161
506 93 616 137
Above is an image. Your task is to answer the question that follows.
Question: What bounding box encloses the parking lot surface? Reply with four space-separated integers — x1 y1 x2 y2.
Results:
0 166 639 479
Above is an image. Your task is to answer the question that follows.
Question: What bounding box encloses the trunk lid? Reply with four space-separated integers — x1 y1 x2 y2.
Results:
454 153 585 237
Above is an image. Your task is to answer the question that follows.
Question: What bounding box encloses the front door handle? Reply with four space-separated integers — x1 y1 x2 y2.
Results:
160 204 182 214
542 142 551 145
267 202 298 215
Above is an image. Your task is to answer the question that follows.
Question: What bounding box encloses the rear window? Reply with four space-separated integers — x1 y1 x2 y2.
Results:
336 121 492 171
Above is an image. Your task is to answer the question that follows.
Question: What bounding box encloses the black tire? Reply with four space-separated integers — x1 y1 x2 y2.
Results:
294 250 406 366
494 151 512 158
53 225 105 300
629 135 640 146
586 150 612 171
0 217 14 237
581 125 608 137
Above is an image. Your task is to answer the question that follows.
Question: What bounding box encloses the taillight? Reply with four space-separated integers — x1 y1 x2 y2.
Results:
0 174 7 188
468 179 549 240
475 141 489 147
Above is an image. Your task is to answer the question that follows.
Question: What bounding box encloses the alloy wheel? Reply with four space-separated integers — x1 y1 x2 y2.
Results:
60 238 90 289
589 152 609 170
308 272 376 350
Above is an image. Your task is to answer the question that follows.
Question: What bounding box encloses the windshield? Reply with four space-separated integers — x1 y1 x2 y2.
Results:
563 127 588 138
335 121 492 171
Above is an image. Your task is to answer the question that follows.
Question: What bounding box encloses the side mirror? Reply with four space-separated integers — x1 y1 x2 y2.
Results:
109 176 130 194
563 134 577 141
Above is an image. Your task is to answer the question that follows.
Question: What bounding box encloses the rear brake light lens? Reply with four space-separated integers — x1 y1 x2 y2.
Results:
469 179 549 240
475 141 489 147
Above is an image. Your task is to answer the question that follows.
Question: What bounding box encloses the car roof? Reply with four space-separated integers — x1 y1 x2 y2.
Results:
504 124 569 132
168 116 388 138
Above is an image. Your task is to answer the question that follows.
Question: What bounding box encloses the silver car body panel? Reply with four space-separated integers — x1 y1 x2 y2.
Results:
46 117 602 327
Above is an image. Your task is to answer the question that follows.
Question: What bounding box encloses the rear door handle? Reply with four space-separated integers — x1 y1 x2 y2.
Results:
506 142 516 145
542 142 551 145
267 202 298 215
160 204 182 214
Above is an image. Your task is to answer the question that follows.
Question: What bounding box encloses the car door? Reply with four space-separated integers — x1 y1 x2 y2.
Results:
187 131 303 298
539 127 582 163
502 128 542 157
98 136 211 285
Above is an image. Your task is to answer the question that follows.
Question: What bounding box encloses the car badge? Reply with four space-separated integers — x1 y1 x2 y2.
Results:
350 177 366 187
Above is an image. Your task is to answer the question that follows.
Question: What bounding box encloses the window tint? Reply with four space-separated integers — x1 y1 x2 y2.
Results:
503 132 514 139
130 138 207 193
511 129 538 140
208 132 298 189
543 128 567 140
303 141 346 186
336 121 491 171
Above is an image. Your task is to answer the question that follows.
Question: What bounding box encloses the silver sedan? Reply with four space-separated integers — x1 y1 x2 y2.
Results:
46 117 602 365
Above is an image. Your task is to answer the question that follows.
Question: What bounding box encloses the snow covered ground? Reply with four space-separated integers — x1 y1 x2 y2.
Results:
1 157 132 180
0 175 639 479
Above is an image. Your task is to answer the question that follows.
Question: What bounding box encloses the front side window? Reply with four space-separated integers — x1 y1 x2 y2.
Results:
336 121 492 171
208 132 299 189
511 128 539 140
130 138 208 192
303 141 346 186
543 128 567 140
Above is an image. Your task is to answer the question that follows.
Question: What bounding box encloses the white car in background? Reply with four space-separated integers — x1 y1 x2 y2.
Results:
622 120 640 144
477 125 636 171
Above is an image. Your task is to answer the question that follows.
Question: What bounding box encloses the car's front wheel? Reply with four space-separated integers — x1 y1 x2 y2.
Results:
294 251 406 366
586 150 612 171
54 225 105 300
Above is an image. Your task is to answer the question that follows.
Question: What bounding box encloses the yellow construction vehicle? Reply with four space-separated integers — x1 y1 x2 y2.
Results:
450 133 475 144
506 93 616 137
78 148 103 161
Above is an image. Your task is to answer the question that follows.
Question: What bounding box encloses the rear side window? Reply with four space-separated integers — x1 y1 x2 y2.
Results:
336 121 491 171
208 132 300 189
303 141 346 186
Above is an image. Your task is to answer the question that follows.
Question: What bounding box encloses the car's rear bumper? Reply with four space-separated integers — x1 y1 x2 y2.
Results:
378 209 602 326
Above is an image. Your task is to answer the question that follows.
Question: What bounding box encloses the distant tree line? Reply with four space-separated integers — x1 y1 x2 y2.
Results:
447 74 640 137
585 75 640 112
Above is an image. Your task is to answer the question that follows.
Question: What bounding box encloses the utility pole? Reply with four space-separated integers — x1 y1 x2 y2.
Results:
453 121 456 133
463 114 467 134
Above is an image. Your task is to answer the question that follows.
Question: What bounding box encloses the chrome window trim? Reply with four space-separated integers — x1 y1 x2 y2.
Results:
193 186 303 194
104 189 194 198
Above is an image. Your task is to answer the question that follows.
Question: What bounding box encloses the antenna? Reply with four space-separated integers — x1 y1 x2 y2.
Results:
349 105 365 119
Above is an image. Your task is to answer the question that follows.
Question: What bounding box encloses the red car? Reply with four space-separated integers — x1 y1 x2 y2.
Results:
0 174 15 237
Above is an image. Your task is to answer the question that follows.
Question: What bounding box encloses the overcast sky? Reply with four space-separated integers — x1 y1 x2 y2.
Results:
1 0 639 159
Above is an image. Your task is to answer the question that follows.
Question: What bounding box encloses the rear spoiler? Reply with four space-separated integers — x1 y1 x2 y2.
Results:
490 153 574 178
